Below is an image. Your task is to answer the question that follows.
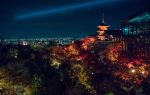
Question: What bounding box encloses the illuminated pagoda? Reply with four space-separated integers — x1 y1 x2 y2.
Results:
97 14 110 40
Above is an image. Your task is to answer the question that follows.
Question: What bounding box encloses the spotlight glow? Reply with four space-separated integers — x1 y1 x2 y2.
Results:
16 0 118 19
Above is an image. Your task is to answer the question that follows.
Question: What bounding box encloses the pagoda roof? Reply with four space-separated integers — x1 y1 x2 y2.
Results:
99 23 109 26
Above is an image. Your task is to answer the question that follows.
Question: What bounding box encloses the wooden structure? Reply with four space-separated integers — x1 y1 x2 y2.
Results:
122 9 150 59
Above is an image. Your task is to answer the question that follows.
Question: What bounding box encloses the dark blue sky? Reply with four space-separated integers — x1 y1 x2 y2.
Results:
0 0 150 39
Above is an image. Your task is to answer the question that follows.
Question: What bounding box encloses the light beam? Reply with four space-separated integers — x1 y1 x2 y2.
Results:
16 0 118 19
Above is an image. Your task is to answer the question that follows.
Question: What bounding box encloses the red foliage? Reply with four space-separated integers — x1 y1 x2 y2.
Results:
105 42 150 85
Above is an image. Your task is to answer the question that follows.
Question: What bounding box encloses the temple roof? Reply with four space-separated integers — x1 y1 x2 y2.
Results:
128 7 150 23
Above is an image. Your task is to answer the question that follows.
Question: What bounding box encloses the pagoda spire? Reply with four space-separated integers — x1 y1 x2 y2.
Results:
96 13 110 40
102 13 105 23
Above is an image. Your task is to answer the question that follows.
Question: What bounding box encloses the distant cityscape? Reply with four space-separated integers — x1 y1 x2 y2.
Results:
0 37 82 46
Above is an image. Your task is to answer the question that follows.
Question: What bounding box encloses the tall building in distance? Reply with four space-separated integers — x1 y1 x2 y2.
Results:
97 14 110 40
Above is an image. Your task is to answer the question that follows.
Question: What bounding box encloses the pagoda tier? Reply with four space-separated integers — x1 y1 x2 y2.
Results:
96 14 110 40
97 25 110 40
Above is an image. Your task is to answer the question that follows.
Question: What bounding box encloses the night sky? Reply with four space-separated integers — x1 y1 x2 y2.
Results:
0 0 150 39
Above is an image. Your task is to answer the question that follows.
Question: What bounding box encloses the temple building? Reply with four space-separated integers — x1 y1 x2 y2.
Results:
122 8 150 59
96 14 110 40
